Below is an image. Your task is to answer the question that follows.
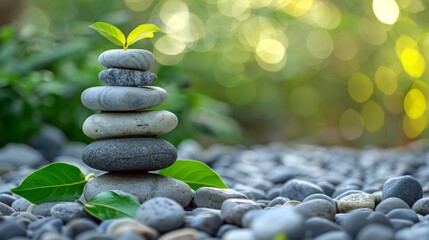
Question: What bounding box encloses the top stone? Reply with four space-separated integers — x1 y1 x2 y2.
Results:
99 49 154 71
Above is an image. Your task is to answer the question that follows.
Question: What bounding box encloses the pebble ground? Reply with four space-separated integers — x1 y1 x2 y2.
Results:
1 127 429 240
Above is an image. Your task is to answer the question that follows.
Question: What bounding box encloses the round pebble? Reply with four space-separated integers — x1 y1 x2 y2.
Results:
381 175 423 207
280 179 324 201
194 187 248 209
220 198 261 226
294 199 336 221
50 202 85 223
412 197 429 215
84 172 193 207
81 86 167 111
82 138 177 171
98 49 154 71
375 197 410 214
136 197 185 233
83 110 178 140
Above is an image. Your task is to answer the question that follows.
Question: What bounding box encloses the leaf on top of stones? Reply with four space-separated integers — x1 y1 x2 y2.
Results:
89 22 126 48
159 159 229 190
10 162 87 204
126 24 160 49
82 191 140 220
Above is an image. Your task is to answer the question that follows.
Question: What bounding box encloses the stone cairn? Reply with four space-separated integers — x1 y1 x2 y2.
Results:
80 49 193 207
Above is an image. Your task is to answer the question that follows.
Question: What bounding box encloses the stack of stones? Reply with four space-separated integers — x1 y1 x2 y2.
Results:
80 49 193 207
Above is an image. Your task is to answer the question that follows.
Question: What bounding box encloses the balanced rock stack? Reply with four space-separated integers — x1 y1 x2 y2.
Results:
80 49 193 207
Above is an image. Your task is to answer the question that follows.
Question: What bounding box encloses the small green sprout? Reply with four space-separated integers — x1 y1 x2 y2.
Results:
89 21 160 50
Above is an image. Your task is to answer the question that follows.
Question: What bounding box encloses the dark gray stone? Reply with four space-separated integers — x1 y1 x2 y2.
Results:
194 187 248 209
82 138 177 171
185 212 222 236
390 219 414 230
216 224 239 238
29 124 67 161
280 179 324 201
11 198 31 212
381 175 423 207
81 86 167 111
0 220 27 239
136 197 184 233
63 218 98 239
0 193 17 206
314 231 352 240
99 49 154 71
336 210 372 238
84 172 193 207
99 68 156 86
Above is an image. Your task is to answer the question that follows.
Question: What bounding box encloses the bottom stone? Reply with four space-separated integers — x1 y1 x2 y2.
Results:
83 172 194 207
82 138 177 171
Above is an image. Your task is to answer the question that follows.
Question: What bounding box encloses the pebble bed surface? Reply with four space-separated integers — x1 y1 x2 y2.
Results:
1 129 429 239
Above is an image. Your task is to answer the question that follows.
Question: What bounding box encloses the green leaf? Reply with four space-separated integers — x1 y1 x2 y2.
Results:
159 159 229 190
126 24 160 49
273 233 288 240
10 162 87 204
83 191 140 220
89 22 126 48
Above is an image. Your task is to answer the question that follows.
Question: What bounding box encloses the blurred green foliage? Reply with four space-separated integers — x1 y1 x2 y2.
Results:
1 0 429 147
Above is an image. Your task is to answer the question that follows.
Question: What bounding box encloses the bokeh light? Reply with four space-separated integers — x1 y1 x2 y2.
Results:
348 72 373 103
404 88 426 119
339 109 364 141
372 0 400 25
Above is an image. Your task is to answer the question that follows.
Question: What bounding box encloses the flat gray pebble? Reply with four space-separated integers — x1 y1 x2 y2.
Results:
280 179 324 201
136 197 184 233
412 197 429 215
0 201 16 216
220 198 261 226
51 202 85 223
194 187 248 209
294 199 336 221
356 224 394 240
375 197 410 214
99 68 157 86
98 49 154 71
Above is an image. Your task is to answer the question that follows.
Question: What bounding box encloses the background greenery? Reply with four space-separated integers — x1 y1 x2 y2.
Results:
1 0 428 147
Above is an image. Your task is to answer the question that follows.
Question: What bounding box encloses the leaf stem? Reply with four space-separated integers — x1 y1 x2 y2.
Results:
85 173 97 181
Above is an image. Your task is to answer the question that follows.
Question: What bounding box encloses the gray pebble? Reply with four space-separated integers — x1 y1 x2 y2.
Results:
84 172 193 207
194 187 248 209
382 175 423 207
412 197 429 215
336 210 372 238
280 179 324 201
0 143 44 167
222 229 255 240
386 208 419 223
241 209 266 228
81 86 166 111
51 202 85 223
304 217 343 238
395 226 429 240
294 199 336 221
185 210 222 235
0 201 16 216
11 198 31 212
251 206 305 240
82 138 177 171
0 193 16 206
136 197 184 233
267 196 290 207
83 110 178 140
63 218 98 239
216 224 239 238
99 68 157 86
98 49 154 71
106 218 158 240
31 202 59 216
390 219 414 230
220 198 261 226
158 228 207 240
117 230 147 240
0 220 27 239
314 231 352 240
356 224 394 240
375 197 410 214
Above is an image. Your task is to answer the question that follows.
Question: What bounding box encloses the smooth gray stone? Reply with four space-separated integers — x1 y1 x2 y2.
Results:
82 110 178 140
0 143 44 167
106 218 158 240
185 212 222 236
220 198 261 226
381 175 423 207
304 217 343 238
375 197 410 214
99 49 154 71
51 202 85 223
99 68 157 86
294 199 336 221
81 86 167 111
63 219 99 239
412 197 429 215
0 193 17 206
314 231 352 240
0 202 16 216
136 197 184 233
280 179 324 201
31 202 58 216
82 138 177 171
83 172 193 207
251 206 305 240
11 198 31 212
0 221 27 239
386 208 419 223
194 187 248 209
